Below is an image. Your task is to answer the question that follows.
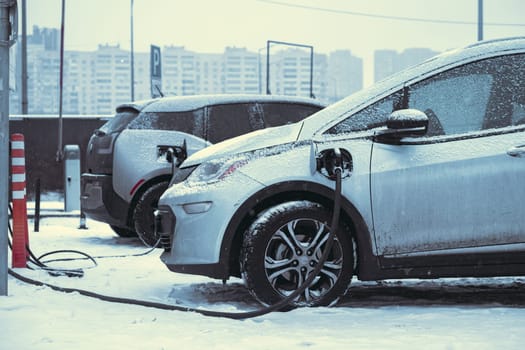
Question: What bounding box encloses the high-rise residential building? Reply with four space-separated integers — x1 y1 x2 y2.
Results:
223 47 259 94
93 44 133 114
259 48 332 99
162 46 198 96
327 50 363 103
10 26 366 114
374 49 399 83
265 48 323 99
195 52 223 95
399 48 440 70
91 45 150 110
374 48 440 82
26 41 61 114
29 26 60 51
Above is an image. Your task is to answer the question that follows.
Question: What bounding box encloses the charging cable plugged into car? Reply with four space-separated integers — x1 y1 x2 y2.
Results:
8 147 348 319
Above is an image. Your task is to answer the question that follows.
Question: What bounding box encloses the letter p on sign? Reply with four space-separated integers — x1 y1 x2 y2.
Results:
150 45 162 98
150 45 162 78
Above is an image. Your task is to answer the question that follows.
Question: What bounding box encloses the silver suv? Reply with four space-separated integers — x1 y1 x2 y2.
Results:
156 38 525 307
81 94 325 245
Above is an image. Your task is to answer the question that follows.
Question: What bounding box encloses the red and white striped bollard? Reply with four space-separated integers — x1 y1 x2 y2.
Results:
10 134 29 268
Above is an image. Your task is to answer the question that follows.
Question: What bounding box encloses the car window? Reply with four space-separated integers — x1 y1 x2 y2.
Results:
408 54 525 136
127 109 205 138
409 74 492 135
484 55 525 128
206 103 257 143
99 109 138 134
325 91 403 134
261 103 322 127
325 54 525 137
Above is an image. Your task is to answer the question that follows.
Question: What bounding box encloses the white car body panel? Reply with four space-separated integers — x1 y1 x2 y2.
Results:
371 129 525 255
113 130 209 201
162 172 265 264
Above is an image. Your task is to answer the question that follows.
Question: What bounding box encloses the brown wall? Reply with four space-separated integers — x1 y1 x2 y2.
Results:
9 116 109 198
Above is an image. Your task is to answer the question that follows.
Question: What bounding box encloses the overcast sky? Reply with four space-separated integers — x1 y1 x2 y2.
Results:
24 0 525 85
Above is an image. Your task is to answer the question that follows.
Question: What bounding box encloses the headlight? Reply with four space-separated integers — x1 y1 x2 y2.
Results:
186 156 249 185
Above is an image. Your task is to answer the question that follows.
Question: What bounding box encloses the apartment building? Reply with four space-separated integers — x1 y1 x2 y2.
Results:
328 50 363 103
10 26 365 114
374 47 440 82
223 47 259 94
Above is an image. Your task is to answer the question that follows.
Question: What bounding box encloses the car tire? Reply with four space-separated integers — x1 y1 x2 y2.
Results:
133 181 169 247
241 200 354 308
109 225 136 238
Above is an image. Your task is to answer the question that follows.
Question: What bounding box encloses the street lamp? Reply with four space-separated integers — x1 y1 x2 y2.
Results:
478 0 483 41
130 0 135 101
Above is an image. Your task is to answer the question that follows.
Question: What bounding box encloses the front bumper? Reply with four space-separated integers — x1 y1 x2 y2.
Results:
81 173 129 227
158 173 264 278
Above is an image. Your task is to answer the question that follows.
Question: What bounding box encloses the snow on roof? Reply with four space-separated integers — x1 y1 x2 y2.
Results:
116 94 325 114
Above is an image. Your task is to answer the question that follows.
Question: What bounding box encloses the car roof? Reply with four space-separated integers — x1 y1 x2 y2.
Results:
116 94 326 114
300 36 525 138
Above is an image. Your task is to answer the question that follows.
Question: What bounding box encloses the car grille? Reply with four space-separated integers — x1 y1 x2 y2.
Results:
159 232 172 251
154 207 175 251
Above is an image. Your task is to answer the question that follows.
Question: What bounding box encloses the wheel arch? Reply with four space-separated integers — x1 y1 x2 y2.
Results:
125 174 172 228
220 180 376 279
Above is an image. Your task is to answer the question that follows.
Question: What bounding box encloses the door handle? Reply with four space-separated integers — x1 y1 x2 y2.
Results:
507 144 525 157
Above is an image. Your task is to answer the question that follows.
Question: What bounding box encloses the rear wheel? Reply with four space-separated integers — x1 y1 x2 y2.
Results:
133 181 169 247
109 225 136 238
241 201 354 307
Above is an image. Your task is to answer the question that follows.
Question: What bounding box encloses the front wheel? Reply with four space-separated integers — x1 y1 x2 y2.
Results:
241 201 354 307
133 181 169 247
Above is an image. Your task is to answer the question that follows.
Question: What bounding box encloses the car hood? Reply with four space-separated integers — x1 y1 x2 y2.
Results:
181 123 303 167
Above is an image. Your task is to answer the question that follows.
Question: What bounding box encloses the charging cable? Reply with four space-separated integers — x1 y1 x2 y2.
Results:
8 150 344 319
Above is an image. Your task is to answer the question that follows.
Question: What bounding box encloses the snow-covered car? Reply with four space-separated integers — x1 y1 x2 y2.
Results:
155 37 525 307
81 95 325 246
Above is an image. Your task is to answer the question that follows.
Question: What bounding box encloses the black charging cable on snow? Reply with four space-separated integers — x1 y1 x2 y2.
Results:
9 150 344 320
6 203 161 277
7 203 97 277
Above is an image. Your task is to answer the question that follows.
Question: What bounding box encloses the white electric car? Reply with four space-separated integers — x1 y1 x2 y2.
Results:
155 37 525 307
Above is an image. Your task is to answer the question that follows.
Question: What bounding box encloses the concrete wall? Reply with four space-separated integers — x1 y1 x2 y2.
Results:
9 116 109 198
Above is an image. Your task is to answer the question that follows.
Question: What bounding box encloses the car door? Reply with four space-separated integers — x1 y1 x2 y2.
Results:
370 54 525 263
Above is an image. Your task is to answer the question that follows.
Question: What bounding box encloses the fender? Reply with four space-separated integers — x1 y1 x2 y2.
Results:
218 180 380 279
125 174 172 228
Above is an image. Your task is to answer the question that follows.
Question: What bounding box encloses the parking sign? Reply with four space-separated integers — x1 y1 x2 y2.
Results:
150 45 162 98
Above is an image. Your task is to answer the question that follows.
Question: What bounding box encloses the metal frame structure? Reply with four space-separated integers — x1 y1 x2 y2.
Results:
265 40 314 98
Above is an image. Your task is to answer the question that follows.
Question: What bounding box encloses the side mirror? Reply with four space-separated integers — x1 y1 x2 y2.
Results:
375 109 428 142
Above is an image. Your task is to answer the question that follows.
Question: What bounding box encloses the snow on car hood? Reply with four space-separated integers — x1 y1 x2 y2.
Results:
182 122 303 167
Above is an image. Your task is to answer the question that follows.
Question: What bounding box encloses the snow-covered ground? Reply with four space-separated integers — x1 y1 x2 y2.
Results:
2 207 525 350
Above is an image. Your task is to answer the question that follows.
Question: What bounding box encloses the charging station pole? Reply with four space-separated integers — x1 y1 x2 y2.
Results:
0 0 17 296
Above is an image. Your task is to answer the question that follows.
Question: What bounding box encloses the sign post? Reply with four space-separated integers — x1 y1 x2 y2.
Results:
150 45 162 98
